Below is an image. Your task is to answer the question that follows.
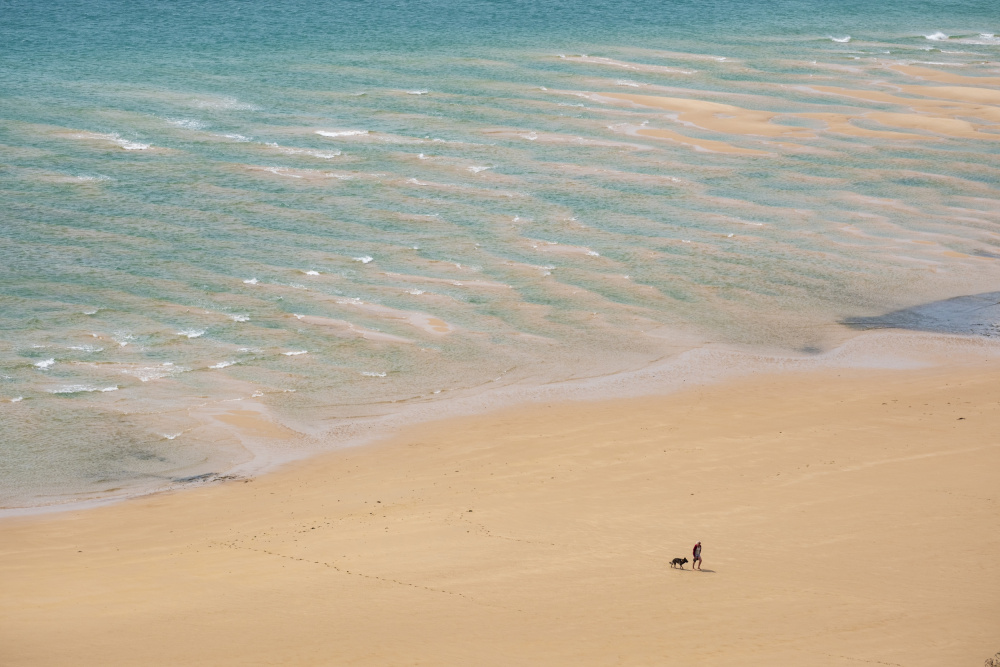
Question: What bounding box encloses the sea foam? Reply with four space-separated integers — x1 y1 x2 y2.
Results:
194 97 259 111
49 385 118 394
266 142 342 159
168 118 208 130
122 365 185 382
107 133 150 150
316 130 369 138
66 345 104 352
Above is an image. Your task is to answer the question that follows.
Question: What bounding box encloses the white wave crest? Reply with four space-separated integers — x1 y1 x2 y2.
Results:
263 167 302 178
177 329 205 339
122 364 185 382
361 371 387 377
829 35 851 43
282 350 308 356
266 142 342 159
71 131 150 150
957 33 1000 45
316 130 369 138
194 98 259 111
49 384 118 394
113 332 135 347
229 314 250 322
209 361 236 369
66 345 104 352
304 270 320 275
353 256 374 264
10 396 23 403
468 166 491 173
924 31 949 41
35 358 55 369
168 118 208 130
109 133 150 150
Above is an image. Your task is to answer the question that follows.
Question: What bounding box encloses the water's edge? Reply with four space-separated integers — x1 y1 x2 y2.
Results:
5 326 997 518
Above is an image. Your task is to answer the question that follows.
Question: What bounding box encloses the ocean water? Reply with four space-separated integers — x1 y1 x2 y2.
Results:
2 0 999 509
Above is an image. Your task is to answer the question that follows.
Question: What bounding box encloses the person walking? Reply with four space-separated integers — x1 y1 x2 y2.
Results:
692 541 702 570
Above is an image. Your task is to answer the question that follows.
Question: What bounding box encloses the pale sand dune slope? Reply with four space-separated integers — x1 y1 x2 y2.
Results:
1 363 998 666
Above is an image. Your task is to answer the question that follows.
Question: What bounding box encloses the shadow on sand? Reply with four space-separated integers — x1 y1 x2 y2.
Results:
842 291 1000 338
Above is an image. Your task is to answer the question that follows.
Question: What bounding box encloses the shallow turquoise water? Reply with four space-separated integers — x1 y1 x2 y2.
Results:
2 0 999 508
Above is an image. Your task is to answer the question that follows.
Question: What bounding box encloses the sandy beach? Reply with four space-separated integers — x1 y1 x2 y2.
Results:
5 0 1000 663
2 356 998 666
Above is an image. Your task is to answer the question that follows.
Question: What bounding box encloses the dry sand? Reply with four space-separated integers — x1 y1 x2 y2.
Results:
2 361 999 666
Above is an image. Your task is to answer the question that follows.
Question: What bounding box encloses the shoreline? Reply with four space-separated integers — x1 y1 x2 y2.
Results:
2 341 999 665
4 328 1000 517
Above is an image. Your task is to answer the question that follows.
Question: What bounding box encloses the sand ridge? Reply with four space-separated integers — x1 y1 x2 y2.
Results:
633 126 770 154
570 70 1000 151
888 64 1000 87
591 91 813 138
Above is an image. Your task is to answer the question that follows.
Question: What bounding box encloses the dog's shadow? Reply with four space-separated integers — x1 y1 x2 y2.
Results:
674 568 716 573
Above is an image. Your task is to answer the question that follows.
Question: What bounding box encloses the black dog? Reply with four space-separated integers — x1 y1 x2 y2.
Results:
670 557 688 569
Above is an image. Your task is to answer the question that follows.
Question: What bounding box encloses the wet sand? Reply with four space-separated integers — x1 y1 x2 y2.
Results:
1 359 998 666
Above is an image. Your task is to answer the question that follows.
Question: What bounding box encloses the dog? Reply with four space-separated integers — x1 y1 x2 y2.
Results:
670 557 688 569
